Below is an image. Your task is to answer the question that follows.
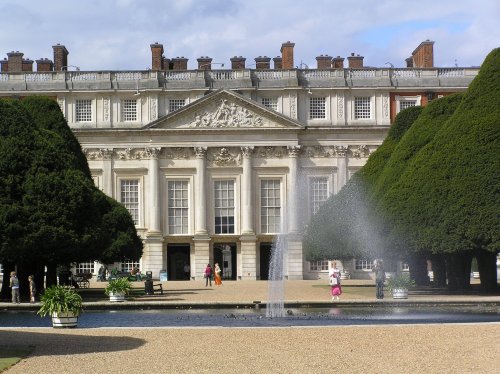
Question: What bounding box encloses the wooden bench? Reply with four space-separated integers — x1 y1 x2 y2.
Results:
153 283 163 295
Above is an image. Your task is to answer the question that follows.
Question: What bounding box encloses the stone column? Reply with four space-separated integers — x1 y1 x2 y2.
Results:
335 146 348 191
100 148 114 197
240 146 254 235
146 147 162 233
287 145 301 233
194 147 208 235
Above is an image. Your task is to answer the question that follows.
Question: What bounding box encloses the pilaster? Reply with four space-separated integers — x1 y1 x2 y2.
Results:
194 147 208 235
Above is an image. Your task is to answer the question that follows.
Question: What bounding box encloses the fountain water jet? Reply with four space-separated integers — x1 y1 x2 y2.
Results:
266 233 288 318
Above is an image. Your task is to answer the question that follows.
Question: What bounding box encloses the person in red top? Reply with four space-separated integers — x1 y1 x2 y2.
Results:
204 264 213 287
329 261 342 301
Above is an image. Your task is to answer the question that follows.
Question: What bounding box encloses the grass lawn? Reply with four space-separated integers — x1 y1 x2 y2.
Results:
0 346 34 372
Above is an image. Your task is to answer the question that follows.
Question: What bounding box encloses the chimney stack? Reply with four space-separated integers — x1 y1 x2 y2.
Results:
171 57 188 70
332 56 345 69
255 56 271 69
280 41 295 69
52 44 69 71
197 56 213 70
36 58 54 72
347 53 364 68
405 56 414 68
316 55 332 69
230 56 246 70
7 51 23 72
0 58 7 72
150 42 164 70
273 56 282 69
411 40 434 68
22 58 33 72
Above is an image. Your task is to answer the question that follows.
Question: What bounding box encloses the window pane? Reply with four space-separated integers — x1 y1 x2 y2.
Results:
214 180 235 234
309 97 326 119
354 97 371 119
75 99 92 122
121 179 139 225
261 179 281 233
122 99 137 121
168 180 189 234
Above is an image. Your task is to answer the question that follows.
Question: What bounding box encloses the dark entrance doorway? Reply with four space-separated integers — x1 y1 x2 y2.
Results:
167 244 190 280
213 243 237 280
259 243 273 280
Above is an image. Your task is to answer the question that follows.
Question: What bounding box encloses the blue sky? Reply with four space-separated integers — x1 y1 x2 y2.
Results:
0 0 498 71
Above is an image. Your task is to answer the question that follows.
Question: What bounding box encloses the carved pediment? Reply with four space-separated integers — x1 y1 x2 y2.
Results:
146 90 303 130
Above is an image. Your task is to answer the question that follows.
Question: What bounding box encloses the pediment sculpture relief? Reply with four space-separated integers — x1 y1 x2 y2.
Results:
188 99 265 128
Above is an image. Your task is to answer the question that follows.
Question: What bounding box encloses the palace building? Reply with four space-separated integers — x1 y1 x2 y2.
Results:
0 40 478 281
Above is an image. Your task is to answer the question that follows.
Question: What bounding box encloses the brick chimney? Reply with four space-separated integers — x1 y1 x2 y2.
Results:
332 56 345 69
150 42 164 70
52 44 69 71
162 57 170 70
36 58 54 72
281 41 295 69
197 56 212 70
316 55 332 69
405 56 414 68
230 56 246 70
347 53 364 68
411 40 434 68
7 51 23 72
22 58 34 72
255 56 271 69
0 58 7 72
273 56 282 69
171 57 188 70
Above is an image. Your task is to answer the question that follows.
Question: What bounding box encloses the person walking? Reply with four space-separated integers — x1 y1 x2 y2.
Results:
373 259 386 299
329 261 342 301
204 264 213 287
9 271 20 304
28 275 36 303
214 263 222 286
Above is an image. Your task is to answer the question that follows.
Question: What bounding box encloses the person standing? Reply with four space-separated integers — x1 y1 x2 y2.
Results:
373 260 386 299
9 271 20 304
214 263 222 286
329 261 342 301
204 264 213 287
28 275 36 303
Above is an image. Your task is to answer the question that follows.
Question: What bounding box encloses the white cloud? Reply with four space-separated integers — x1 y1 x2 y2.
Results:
0 0 498 70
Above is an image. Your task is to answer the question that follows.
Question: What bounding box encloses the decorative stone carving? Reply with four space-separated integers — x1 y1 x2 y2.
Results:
240 146 254 158
165 147 191 159
208 147 239 167
337 95 344 119
188 99 265 128
150 97 157 121
383 96 389 118
144 147 162 159
256 146 286 158
287 145 302 157
351 145 370 158
82 148 113 160
289 93 297 119
99 148 114 160
103 98 110 122
116 147 152 160
335 145 348 157
302 146 336 158
194 146 207 158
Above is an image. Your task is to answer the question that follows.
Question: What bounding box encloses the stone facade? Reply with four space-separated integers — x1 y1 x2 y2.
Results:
0 40 478 281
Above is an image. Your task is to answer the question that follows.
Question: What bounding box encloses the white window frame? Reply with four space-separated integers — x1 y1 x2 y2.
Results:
75 99 93 122
309 176 330 217
74 262 95 274
260 97 278 111
118 177 142 227
353 96 372 120
121 99 138 122
260 178 282 234
355 259 373 270
121 260 140 273
213 179 236 235
395 95 421 114
167 179 190 235
308 96 327 120
310 260 329 272
169 98 186 113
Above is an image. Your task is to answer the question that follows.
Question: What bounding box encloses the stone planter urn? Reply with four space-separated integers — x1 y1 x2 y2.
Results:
52 311 78 328
391 288 409 299
109 291 126 302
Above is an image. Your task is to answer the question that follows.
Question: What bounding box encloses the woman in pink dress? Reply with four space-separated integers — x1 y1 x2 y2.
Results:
329 261 342 301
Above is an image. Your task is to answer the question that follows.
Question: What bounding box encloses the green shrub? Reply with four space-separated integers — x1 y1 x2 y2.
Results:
105 277 132 296
37 285 83 317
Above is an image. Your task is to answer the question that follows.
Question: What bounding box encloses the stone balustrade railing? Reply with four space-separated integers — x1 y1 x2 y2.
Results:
0 67 478 91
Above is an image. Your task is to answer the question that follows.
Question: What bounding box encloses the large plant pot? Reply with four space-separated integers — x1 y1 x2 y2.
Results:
52 312 78 328
109 291 126 302
392 288 409 299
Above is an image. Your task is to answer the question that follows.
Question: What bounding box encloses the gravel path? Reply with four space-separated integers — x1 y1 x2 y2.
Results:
2 324 499 373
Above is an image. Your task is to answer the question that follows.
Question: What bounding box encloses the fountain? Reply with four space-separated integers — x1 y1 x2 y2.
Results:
266 233 288 318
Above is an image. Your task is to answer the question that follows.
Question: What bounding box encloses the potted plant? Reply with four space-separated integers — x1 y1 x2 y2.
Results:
386 273 415 299
105 277 132 302
37 285 83 328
